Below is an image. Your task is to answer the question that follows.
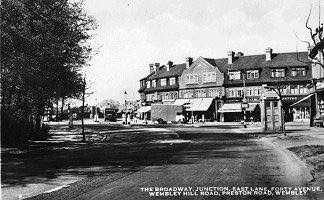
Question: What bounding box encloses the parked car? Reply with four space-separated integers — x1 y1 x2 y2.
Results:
314 115 324 127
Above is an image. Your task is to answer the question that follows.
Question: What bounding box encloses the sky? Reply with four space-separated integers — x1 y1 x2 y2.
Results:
82 0 322 105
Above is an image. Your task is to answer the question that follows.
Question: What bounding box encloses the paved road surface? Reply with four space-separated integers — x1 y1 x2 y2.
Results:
28 126 315 200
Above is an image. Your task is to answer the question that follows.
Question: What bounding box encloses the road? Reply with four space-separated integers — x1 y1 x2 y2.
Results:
27 126 315 200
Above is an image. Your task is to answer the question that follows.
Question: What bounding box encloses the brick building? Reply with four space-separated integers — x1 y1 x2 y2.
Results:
138 48 312 123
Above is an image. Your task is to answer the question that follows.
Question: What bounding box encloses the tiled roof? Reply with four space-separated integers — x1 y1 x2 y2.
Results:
204 52 309 72
148 63 186 80
261 52 309 67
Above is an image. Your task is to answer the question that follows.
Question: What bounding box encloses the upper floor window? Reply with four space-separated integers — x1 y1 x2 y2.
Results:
169 77 176 85
246 70 259 79
186 74 198 84
161 78 167 86
290 85 298 94
146 81 151 88
228 71 241 80
203 72 216 83
271 69 285 78
228 89 236 97
299 85 308 94
152 80 156 87
291 68 306 77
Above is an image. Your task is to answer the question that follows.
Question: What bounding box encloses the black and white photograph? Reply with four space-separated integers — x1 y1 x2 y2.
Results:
1 0 324 199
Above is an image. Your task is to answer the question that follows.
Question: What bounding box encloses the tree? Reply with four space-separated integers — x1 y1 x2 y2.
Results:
1 0 96 146
99 99 121 110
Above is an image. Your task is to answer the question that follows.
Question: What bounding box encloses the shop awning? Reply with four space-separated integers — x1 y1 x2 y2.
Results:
218 103 242 113
187 98 214 111
137 106 151 113
218 103 260 113
291 94 314 107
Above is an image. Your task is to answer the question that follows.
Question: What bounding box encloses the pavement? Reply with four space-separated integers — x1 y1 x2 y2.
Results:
1 121 324 200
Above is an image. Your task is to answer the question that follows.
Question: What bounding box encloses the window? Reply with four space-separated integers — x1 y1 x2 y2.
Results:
246 70 259 79
161 78 167 86
271 69 285 78
194 75 198 83
247 88 253 96
152 80 156 87
169 77 176 85
229 89 235 97
228 71 241 80
146 81 151 88
237 89 243 97
291 68 306 77
186 75 190 84
299 85 308 94
202 72 217 83
290 85 298 94
209 89 219 97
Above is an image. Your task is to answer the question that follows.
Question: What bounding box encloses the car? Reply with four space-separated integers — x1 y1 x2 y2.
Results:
314 115 324 127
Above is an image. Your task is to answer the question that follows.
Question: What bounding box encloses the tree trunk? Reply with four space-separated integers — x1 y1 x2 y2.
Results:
56 98 59 121
60 96 65 119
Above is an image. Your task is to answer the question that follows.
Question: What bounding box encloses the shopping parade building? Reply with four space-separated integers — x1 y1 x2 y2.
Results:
138 48 317 123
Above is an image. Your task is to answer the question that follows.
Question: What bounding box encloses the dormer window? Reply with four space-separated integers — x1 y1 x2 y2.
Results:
271 69 285 78
246 70 259 79
291 68 306 77
152 80 156 87
228 71 241 80
146 81 151 88
161 78 167 86
169 77 176 85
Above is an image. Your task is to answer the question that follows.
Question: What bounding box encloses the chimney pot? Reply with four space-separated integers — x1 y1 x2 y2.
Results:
186 57 193 69
149 63 154 73
154 63 160 72
265 48 273 61
227 51 235 64
167 61 173 71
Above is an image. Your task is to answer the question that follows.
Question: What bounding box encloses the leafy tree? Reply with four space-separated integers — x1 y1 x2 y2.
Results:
1 0 96 146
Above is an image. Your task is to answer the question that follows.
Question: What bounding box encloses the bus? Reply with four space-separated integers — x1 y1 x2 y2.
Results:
104 108 117 122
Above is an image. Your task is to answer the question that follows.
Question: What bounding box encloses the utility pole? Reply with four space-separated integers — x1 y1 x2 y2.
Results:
241 70 247 128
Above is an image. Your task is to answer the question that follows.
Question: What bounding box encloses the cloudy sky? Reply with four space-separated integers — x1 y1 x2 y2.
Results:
83 0 322 104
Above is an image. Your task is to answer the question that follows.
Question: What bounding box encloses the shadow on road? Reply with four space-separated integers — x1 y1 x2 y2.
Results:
1 125 253 188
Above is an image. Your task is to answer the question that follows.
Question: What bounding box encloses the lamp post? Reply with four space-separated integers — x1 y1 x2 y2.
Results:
124 91 128 125
240 70 247 128
94 98 99 122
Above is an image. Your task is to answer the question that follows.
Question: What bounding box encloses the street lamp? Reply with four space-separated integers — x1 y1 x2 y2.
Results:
240 70 248 128
124 91 128 125
94 98 99 122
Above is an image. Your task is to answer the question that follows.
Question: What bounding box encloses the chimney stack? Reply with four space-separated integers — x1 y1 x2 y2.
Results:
154 63 160 72
265 48 273 61
227 51 234 64
149 63 154 73
186 57 193 69
167 61 173 71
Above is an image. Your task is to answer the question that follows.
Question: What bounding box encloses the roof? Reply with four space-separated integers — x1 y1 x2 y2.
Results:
203 52 311 86
148 63 187 80
204 52 309 72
